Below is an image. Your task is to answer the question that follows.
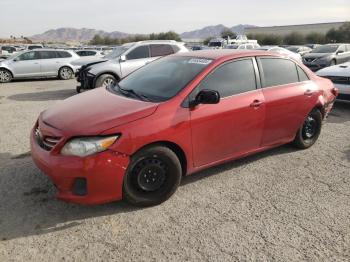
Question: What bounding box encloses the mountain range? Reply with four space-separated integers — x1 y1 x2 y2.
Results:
30 24 257 42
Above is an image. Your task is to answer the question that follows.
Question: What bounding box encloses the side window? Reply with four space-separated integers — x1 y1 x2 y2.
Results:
297 66 310 82
238 45 245 49
150 44 174 57
57 51 72 58
39 51 57 59
260 58 299 87
126 45 150 60
17 51 39 61
196 59 257 98
338 45 346 52
246 45 253 49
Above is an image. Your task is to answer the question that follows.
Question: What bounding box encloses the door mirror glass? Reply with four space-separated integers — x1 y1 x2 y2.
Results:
191 89 220 107
120 55 126 62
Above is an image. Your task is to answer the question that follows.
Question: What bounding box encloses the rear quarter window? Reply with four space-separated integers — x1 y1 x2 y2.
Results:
260 58 299 87
150 44 174 57
297 66 310 82
57 51 72 58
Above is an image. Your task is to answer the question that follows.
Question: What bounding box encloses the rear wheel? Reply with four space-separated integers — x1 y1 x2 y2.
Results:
95 74 117 88
293 109 322 149
58 66 73 80
0 68 12 83
123 146 182 207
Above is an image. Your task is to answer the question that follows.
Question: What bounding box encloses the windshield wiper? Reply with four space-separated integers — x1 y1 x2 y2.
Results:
116 84 150 102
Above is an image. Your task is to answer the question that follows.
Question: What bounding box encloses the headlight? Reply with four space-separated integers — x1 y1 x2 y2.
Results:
61 135 119 157
316 56 329 63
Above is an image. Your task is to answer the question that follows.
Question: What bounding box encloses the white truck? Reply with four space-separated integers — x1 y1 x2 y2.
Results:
208 35 258 49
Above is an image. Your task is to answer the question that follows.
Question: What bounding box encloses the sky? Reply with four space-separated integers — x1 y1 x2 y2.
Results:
0 0 349 37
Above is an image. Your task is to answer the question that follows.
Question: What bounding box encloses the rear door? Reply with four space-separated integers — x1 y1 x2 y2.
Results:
189 58 265 167
11 51 41 77
337 45 350 64
120 45 152 77
38 50 59 76
257 57 319 146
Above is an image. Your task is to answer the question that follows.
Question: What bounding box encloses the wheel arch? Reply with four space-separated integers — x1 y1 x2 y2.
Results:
0 67 14 78
132 141 188 176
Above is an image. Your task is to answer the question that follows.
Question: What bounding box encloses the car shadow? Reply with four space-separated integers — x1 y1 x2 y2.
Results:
7 89 77 101
0 144 295 241
10 78 61 83
327 100 350 124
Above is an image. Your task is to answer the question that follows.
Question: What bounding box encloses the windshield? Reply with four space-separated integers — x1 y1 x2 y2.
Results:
113 56 213 102
103 46 130 59
311 45 338 53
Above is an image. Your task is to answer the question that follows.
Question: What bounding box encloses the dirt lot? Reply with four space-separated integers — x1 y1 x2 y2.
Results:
0 79 349 261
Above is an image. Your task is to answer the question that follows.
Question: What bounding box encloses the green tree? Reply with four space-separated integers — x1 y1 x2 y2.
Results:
305 32 326 44
90 34 104 45
203 36 214 45
221 29 236 40
283 32 306 45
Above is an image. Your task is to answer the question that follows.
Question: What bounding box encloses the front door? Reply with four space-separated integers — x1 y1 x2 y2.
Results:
190 58 265 167
11 51 41 77
120 45 155 77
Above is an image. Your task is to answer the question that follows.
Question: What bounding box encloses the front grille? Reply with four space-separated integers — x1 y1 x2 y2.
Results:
35 127 61 151
323 76 350 85
304 58 316 63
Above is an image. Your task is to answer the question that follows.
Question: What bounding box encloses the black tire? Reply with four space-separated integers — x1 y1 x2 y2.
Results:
293 109 322 149
58 66 73 80
0 68 13 83
76 85 82 93
123 146 182 207
330 59 336 66
95 74 117 88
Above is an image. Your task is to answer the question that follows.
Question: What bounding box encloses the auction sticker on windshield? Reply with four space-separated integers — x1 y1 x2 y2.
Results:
188 58 212 65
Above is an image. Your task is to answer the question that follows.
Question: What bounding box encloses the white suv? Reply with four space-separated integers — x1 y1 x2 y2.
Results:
75 40 188 92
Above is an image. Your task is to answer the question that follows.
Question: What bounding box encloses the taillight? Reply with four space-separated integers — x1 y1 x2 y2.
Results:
331 87 339 97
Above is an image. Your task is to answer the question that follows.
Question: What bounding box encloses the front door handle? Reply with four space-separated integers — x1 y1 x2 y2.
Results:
250 100 263 108
304 90 317 96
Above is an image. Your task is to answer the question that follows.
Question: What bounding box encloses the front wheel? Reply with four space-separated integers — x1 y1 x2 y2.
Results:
123 146 182 207
58 66 73 80
0 68 13 83
330 59 336 66
293 109 322 149
95 74 117 88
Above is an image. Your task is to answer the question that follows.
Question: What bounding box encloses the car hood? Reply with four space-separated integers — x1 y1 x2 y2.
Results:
41 88 158 135
303 53 331 59
317 62 350 77
71 56 107 66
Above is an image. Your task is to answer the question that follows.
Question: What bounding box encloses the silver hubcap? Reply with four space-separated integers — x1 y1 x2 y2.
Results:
60 68 72 79
0 70 11 82
102 78 115 87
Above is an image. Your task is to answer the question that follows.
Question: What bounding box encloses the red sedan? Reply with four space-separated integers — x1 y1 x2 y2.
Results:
30 50 338 206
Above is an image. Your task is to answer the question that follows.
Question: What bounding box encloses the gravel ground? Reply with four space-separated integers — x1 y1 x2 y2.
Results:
0 79 349 261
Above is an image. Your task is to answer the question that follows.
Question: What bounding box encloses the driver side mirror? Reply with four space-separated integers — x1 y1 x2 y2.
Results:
13 58 19 62
190 89 220 107
120 55 126 62
336 50 344 55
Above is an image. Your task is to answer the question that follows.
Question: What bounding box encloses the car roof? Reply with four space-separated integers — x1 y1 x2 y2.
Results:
174 49 281 60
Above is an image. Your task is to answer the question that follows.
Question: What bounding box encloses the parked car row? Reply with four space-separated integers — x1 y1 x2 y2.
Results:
0 49 80 82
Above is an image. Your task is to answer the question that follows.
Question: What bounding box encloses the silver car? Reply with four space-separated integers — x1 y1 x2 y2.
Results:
0 49 80 83
75 40 188 92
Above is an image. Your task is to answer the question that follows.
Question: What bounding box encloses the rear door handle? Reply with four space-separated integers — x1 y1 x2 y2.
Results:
250 100 263 108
